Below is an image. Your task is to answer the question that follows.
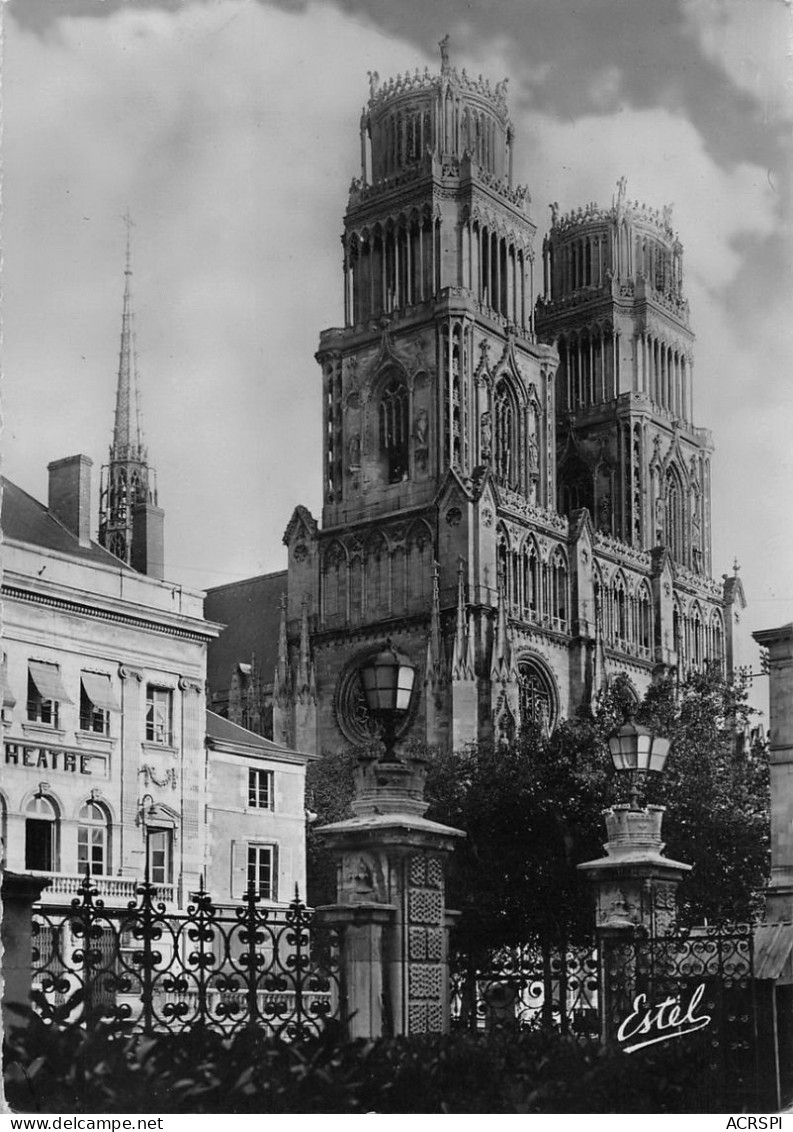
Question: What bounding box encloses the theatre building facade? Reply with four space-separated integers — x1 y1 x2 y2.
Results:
1 458 312 914
1 458 218 911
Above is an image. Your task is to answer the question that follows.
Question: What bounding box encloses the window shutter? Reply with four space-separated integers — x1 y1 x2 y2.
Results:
230 840 248 901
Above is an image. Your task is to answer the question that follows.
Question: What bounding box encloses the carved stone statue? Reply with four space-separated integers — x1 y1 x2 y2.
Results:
480 411 492 459
414 409 429 472
348 432 361 468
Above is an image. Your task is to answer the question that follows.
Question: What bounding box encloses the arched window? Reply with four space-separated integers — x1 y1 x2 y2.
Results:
366 532 390 613
494 379 519 491
637 583 653 656
593 568 603 637
497 529 510 605
322 542 348 622
406 522 433 607
25 794 59 872
711 612 725 674
665 465 685 562
522 539 540 621
78 801 111 876
692 605 704 669
550 548 568 630
379 375 409 483
614 576 628 645
517 658 557 732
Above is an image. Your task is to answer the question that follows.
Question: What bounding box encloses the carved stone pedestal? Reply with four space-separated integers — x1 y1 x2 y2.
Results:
578 804 690 1041
316 752 464 1039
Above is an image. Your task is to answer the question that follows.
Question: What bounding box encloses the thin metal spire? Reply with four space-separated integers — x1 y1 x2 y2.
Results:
98 213 157 565
112 210 145 460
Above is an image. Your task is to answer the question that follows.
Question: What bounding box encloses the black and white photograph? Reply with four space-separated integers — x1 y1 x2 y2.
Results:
1 0 792 1117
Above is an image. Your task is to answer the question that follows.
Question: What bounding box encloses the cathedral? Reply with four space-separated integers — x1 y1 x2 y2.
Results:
205 44 745 755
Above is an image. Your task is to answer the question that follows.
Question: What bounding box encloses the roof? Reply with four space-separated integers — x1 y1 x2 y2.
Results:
205 709 316 762
204 569 287 697
1 476 128 570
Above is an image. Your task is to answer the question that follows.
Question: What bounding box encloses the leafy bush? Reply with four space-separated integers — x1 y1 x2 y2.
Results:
4 1015 727 1114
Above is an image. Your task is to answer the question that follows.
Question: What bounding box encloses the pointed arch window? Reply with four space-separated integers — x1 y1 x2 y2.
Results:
711 612 725 675
494 379 519 491
665 465 685 563
692 605 704 669
517 658 557 732
637 584 653 656
379 375 409 483
322 542 348 622
550 548 568 630
612 575 629 646
78 800 111 876
522 540 540 621
406 523 432 606
367 533 390 613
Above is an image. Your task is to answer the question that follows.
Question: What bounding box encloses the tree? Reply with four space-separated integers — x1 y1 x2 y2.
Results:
306 668 770 937
638 666 770 924
424 667 769 955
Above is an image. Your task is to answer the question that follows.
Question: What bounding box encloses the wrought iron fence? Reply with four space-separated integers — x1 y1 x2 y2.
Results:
601 921 759 1110
32 876 342 1039
450 941 600 1034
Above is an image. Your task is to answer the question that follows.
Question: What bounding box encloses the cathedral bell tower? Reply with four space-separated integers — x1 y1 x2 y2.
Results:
98 217 165 579
535 182 712 576
273 45 740 758
279 40 559 752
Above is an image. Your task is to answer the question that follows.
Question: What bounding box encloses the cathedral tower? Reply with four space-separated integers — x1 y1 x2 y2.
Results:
248 44 744 756
98 219 165 579
536 183 711 575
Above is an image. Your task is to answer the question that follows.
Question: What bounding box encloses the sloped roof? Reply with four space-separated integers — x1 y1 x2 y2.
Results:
205 709 315 762
1 476 129 569
204 569 287 698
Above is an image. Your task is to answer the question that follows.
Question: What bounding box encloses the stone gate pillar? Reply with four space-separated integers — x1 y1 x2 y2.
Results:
316 750 464 1039
578 804 690 1042
1 871 51 1036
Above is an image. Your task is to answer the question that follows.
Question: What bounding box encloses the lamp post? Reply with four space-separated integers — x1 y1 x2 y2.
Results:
359 643 416 760
608 721 670 809
580 721 689 1041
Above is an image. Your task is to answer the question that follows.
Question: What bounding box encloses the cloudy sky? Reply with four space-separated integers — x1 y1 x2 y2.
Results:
3 0 791 688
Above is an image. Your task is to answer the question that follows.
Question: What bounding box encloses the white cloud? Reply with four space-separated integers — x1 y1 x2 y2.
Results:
681 0 793 124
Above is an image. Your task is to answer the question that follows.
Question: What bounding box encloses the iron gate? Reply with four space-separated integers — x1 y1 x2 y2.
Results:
600 922 760 1110
450 941 600 1034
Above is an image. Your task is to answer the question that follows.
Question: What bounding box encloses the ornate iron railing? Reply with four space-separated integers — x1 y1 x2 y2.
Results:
450 942 599 1034
601 922 759 1109
32 876 342 1039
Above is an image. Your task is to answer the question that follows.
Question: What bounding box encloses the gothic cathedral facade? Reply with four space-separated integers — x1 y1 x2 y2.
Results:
261 51 744 755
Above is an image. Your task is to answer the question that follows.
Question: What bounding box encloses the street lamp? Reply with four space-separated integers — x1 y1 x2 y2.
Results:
608 721 670 809
359 643 416 761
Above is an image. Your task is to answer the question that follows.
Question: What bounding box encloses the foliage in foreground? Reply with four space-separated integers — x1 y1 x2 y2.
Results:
4 1014 730 1114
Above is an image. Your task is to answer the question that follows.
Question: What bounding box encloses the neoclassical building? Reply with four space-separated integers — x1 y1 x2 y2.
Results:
1 239 312 915
206 45 745 755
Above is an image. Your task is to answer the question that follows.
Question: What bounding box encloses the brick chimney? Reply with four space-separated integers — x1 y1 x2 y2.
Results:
47 455 93 547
